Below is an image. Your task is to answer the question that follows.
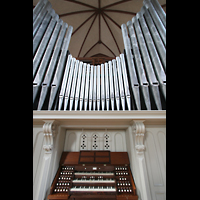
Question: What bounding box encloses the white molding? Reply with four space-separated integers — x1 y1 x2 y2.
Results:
33 111 166 126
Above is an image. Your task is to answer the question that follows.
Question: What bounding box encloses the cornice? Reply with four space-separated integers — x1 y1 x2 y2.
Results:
33 110 166 126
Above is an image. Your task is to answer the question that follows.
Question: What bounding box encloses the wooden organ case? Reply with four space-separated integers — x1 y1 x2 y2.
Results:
48 151 138 200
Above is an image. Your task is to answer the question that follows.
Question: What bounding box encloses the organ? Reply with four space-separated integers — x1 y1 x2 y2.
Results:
48 151 138 200
33 0 166 199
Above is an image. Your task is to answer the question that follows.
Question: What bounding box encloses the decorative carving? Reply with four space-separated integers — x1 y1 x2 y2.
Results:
132 121 146 155
104 133 110 150
92 134 99 150
43 120 56 153
80 133 87 149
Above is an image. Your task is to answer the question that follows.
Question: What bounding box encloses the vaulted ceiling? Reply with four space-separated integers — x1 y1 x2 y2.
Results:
33 0 166 58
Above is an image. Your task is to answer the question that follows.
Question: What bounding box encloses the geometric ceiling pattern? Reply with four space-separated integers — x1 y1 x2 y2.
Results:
33 0 166 58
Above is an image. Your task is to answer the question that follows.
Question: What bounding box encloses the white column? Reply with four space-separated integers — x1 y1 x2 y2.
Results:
132 120 152 200
34 120 57 200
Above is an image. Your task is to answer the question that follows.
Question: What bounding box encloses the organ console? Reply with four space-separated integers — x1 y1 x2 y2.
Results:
48 151 138 200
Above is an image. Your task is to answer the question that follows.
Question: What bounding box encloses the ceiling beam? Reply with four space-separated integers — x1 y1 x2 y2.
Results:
103 12 121 29
83 41 99 57
64 0 97 10
104 9 136 15
59 10 94 18
72 12 96 35
102 42 116 57
102 13 121 54
78 13 98 57
101 0 131 10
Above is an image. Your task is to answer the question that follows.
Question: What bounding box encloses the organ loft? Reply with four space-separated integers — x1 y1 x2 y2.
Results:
33 0 166 200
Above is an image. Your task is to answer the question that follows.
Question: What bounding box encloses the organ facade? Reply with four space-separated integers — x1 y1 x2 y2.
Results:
33 0 166 199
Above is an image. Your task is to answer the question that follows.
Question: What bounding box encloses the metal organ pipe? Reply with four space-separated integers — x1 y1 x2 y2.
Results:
33 0 48 23
33 1 51 38
58 54 72 110
104 63 110 111
33 15 59 103
89 65 94 111
96 65 100 111
64 57 76 111
150 0 166 27
48 25 73 110
143 0 166 46
80 63 87 111
75 62 83 111
93 65 97 111
37 21 66 110
126 21 151 110
120 54 131 111
108 61 115 111
85 64 90 111
136 12 166 99
142 6 166 70
121 24 141 110
33 0 166 111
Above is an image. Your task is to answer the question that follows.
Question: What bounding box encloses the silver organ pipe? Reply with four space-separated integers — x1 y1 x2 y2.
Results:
127 18 162 110
33 14 59 103
136 12 166 99
150 0 166 28
142 6 166 70
84 64 90 111
93 65 97 111
69 60 79 111
33 0 166 111
58 54 72 111
80 63 87 111
33 8 55 57
143 0 166 46
96 65 100 111
64 57 76 111
37 20 66 110
75 61 83 111
104 63 110 111
89 65 94 111
120 54 131 111
126 20 151 110
121 24 141 110
108 61 114 111
33 1 51 38
33 0 48 23
101 64 105 111
33 11 58 78
112 59 120 111
116 57 125 111
48 25 73 110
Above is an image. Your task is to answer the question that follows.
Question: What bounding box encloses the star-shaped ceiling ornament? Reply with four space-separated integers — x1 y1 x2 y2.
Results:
33 0 166 59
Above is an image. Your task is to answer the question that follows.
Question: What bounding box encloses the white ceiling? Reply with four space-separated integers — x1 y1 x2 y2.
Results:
33 0 166 58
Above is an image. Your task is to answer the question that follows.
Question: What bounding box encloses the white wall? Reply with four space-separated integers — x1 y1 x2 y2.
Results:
144 125 166 200
64 129 127 152
125 124 166 200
